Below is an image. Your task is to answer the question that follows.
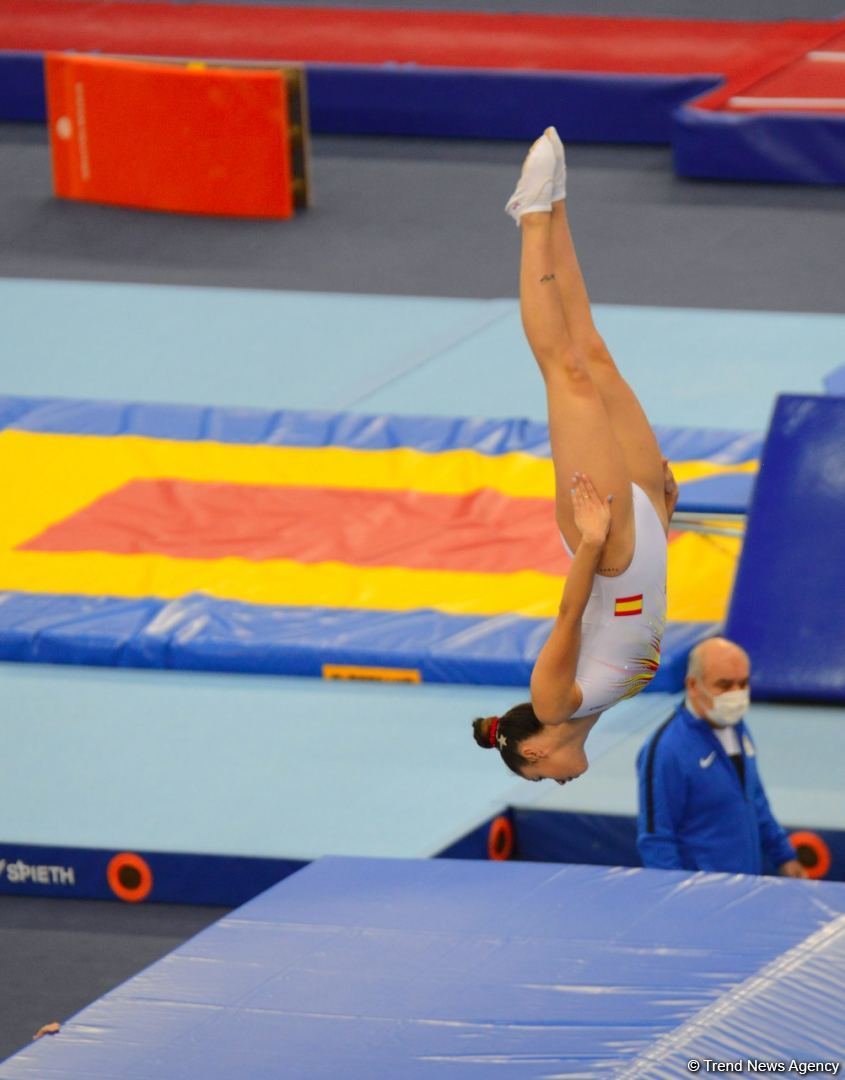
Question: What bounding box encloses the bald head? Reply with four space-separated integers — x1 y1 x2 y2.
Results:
686 637 751 720
687 637 750 682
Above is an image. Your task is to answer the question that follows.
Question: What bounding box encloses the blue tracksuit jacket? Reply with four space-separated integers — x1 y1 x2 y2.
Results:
636 703 796 874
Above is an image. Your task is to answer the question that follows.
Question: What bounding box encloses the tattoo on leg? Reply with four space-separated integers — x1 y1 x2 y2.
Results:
539 273 556 284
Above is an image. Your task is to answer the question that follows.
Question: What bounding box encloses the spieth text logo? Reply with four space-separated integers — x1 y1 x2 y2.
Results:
0 857 76 886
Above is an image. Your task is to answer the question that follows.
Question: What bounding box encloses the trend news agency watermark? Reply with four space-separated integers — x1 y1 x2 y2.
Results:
687 1062 840 1076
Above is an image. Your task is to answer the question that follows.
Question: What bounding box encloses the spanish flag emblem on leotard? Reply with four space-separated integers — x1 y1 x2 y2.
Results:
615 594 644 617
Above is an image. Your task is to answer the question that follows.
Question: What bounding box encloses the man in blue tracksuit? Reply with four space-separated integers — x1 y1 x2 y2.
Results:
637 636 804 876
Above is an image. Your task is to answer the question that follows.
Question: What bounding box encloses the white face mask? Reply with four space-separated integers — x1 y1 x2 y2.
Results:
704 688 750 727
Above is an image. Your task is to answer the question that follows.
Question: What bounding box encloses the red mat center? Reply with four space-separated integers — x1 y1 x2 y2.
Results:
21 478 568 575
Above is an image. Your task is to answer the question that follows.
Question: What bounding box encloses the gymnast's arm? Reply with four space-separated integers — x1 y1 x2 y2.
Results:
530 535 603 724
531 474 610 725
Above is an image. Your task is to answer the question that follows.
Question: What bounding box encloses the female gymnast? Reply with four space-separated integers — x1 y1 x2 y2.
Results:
473 128 678 785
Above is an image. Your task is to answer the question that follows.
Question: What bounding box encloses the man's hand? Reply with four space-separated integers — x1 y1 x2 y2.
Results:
570 472 612 548
778 859 808 879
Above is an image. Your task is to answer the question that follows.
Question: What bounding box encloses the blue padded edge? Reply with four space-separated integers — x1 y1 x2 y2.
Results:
0 51 717 142
0 393 556 454
0 592 715 690
0 51 45 121
0 393 761 465
726 394 845 701
307 64 719 143
675 471 755 515
674 102 845 185
0 841 304 906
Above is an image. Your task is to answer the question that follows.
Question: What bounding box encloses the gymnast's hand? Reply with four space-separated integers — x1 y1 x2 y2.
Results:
571 472 612 548
662 456 679 519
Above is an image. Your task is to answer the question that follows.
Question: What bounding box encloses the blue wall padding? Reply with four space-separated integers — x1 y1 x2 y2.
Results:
514 809 639 867
0 842 303 906
0 49 715 142
674 104 845 185
2 45 841 184
0 591 713 690
727 394 845 702
2 856 843 1078
0 51 45 120
308 65 718 143
0 393 760 466
510 810 845 881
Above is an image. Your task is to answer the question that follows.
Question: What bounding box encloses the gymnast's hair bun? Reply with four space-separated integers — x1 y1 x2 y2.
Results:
472 716 495 749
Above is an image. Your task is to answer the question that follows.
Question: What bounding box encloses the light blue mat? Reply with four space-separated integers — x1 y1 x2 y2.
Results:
4 278 844 429
0 661 676 860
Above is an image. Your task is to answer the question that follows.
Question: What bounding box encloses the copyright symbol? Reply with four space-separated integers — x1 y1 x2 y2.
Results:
688 1062 700 1073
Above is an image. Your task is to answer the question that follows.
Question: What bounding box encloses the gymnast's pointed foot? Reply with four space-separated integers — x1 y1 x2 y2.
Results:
504 130 557 225
544 125 567 203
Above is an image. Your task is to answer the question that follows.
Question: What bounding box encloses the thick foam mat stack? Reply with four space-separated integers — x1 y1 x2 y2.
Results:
0 395 757 687
1 857 843 1078
727 394 845 702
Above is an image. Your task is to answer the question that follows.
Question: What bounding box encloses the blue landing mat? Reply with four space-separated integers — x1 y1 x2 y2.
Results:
2 856 843 1078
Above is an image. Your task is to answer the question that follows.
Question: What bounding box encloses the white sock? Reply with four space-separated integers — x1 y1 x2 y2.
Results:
504 133 556 224
545 126 567 202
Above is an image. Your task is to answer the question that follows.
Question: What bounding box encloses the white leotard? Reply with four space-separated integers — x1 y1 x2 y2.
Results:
562 484 667 719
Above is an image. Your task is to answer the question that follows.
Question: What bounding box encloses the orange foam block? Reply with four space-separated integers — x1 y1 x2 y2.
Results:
46 53 297 217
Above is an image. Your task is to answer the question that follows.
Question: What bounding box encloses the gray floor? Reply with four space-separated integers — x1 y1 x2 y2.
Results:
0 898 227 1062
2 127 844 312
2 4 845 1061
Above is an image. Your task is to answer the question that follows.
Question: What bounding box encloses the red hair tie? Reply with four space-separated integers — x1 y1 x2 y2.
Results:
488 717 500 748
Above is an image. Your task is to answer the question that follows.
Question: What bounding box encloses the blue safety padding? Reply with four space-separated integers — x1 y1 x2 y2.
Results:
0 51 45 120
0 842 303 906
0 591 714 690
509 810 845 881
0 49 716 141
0 394 760 465
2 856 843 1078
5 47 842 187
727 394 845 701
655 424 761 465
675 471 755 515
674 103 845 185
308 65 718 143
514 809 640 868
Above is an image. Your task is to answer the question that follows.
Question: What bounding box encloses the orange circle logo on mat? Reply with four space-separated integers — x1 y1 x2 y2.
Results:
788 831 831 880
107 852 153 902
487 816 514 861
